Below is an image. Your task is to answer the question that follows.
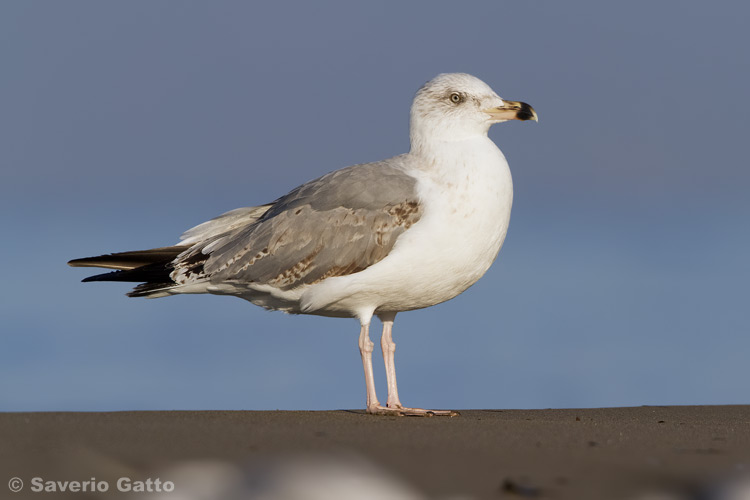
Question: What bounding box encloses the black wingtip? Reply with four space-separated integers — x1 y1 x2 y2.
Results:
81 271 122 282
67 247 187 270
70 246 186 297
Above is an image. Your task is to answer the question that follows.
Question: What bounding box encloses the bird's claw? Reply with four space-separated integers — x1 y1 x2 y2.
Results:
366 405 459 417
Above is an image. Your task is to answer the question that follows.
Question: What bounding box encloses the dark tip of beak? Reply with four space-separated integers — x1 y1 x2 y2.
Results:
516 102 536 121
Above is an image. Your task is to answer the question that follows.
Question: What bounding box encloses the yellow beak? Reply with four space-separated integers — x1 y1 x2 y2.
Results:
483 100 538 122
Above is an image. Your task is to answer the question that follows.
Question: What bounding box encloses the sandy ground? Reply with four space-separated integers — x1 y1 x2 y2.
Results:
2 406 750 500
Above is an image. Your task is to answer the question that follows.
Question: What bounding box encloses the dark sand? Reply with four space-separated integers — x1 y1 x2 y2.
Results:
2 406 749 499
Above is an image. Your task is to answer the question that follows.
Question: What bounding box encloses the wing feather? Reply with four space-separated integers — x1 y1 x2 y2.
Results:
173 158 422 290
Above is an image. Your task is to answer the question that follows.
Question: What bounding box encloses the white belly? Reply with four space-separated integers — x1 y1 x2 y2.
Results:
300 137 513 316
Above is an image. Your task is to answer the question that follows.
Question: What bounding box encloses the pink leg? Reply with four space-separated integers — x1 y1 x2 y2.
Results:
364 313 458 417
358 321 381 411
380 312 403 409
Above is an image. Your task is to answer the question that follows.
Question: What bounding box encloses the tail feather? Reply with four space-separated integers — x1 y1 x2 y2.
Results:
68 246 189 298
127 282 177 298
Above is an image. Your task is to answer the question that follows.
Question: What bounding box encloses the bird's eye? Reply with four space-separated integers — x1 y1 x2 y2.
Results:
450 92 462 104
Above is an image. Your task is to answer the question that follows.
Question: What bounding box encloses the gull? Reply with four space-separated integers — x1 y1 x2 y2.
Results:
69 73 537 416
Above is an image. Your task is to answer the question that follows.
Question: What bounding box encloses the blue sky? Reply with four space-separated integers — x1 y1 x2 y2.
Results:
1 1 748 411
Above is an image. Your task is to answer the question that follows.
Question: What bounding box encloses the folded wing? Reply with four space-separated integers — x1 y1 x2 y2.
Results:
72 157 423 299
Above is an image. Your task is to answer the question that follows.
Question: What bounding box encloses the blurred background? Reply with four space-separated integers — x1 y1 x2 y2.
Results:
1 1 748 411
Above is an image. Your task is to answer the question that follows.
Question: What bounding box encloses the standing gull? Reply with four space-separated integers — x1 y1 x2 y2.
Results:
69 73 537 416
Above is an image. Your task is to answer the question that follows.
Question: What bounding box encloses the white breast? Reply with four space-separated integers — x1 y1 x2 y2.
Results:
302 136 513 316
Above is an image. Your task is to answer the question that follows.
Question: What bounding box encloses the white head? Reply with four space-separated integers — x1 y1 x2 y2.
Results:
409 73 537 152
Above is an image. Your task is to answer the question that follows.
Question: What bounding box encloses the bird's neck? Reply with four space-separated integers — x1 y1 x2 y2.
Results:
409 118 491 156
409 132 500 172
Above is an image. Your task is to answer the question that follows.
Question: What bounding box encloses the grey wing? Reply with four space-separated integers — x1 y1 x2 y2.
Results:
179 205 273 245
173 157 422 290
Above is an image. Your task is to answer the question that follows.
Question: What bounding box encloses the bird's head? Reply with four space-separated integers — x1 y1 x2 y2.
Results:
409 73 537 150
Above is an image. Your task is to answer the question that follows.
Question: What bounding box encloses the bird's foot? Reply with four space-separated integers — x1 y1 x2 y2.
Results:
366 404 459 417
